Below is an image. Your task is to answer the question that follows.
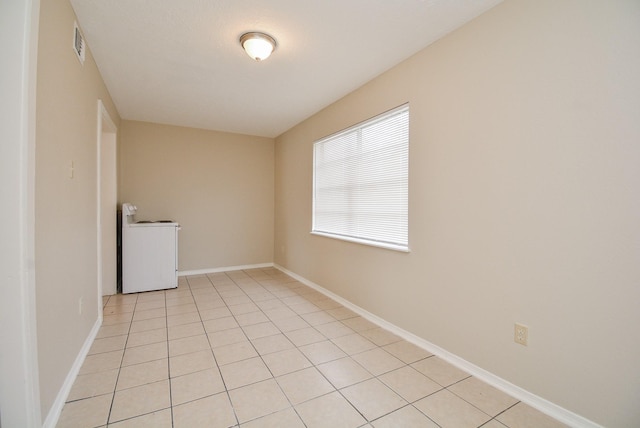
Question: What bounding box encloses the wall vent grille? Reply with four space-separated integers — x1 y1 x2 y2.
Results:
73 21 85 65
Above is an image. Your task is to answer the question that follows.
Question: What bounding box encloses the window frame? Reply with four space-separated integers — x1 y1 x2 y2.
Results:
311 104 410 252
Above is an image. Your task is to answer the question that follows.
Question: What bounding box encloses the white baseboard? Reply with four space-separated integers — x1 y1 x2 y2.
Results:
274 264 601 428
42 315 102 428
178 262 274 277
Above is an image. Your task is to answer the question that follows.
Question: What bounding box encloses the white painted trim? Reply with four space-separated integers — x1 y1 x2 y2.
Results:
178 262 274 277
311 231 410 253
42 317 102 428
23 1 42 424
96 101 103 305
0 0 42 426
274 264 602 428
96 99 117 304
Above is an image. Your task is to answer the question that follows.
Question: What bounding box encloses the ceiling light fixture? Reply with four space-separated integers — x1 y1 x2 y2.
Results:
240 32 277 61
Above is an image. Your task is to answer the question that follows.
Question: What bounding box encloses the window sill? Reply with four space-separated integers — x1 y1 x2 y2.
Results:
310 231 410 253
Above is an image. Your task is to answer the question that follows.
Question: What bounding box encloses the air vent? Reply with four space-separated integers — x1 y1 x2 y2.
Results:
73 21 85 65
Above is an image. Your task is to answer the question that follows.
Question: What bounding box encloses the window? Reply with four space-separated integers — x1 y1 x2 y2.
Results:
312 104 409 252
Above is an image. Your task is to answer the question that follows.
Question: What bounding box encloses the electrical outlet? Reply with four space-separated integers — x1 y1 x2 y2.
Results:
514 323 528 346
78 297 83 315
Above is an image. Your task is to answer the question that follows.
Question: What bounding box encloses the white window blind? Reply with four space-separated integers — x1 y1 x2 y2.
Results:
312 104 409 252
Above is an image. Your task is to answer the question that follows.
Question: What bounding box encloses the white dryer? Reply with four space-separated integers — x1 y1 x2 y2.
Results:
122 203 180 293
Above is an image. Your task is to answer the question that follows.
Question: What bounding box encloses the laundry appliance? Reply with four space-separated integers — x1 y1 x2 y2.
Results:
121 202 180 293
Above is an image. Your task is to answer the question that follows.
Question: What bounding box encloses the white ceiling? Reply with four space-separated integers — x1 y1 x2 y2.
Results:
70 0 503 138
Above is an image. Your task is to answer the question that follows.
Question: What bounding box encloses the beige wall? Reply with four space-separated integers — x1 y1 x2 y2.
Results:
274 0 640 426
35 0 120 418
119 120 274 271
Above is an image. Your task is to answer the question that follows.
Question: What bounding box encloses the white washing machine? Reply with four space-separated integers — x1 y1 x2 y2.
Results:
122 203 180 293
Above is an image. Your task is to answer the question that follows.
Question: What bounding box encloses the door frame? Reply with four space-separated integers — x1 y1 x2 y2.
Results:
96 99 118 303
0 0 42 426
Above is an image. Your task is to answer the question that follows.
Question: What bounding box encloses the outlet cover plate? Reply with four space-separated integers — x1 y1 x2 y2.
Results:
514 323 528 346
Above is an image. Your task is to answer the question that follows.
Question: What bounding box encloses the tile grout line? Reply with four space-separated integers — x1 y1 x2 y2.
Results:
258 269 390 425
234 268 311 427
78 268 534 428
108 290 174 425
220 269 370 425
105 291 138 426
222 269 301 426
193 272 243 427
161 288 175 428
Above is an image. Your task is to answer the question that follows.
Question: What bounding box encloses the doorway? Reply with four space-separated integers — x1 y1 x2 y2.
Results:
97 100 117 297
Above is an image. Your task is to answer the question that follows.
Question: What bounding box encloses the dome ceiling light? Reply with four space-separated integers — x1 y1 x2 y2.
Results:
240 32 277 61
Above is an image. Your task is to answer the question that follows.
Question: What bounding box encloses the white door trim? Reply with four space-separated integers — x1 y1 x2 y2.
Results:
0 0 42 426
97 99 118 304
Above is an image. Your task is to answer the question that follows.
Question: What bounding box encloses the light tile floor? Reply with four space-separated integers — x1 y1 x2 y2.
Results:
57 268 567 428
